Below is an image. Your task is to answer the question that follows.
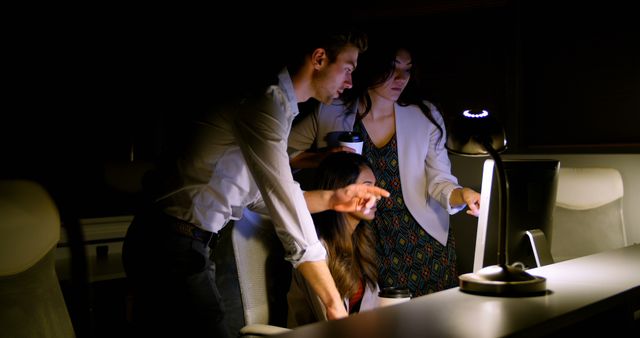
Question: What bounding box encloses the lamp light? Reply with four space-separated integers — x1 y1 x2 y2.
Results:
446 109 547 296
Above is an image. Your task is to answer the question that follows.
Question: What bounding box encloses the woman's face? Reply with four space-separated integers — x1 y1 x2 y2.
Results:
348 165 378 225
370 48 412 102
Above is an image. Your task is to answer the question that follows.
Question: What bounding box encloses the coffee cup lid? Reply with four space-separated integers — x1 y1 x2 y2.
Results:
338 131 362 142
378 287 412 298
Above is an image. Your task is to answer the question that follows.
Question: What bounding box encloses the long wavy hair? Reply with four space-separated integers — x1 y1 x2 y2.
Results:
342 34 444 142
312 152 378 298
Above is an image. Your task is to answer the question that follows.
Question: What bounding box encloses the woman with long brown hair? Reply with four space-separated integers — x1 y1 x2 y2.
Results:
287 152 380 327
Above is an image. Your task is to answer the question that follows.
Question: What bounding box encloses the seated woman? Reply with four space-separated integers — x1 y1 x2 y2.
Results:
287 152 380 328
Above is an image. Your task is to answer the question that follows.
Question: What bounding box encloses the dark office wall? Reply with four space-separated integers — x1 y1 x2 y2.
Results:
3 1 637 218
3 4 303 216
352 0 639 153
518 2 639 152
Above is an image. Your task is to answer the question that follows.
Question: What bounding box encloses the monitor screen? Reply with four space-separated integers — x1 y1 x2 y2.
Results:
472 159 560 272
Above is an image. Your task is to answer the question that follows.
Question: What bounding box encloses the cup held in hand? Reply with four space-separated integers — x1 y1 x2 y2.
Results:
338 132 363 155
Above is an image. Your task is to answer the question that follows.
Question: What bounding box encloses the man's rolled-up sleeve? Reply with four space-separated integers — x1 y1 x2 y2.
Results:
233 88 326 267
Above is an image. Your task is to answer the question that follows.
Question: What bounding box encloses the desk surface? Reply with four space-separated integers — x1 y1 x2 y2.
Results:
277 244 640 337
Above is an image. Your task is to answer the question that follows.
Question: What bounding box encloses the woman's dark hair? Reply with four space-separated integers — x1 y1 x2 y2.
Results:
312 152 378 298
343 34 444 142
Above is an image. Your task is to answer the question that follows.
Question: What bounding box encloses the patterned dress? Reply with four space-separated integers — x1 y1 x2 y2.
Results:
354 120 458 297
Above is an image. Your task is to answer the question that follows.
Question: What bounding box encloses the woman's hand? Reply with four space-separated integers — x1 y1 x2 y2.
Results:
451 187 481 217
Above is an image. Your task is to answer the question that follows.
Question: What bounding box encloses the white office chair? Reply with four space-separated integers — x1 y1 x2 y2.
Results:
551 167 628 262
216 209 292 337
0 180 75 338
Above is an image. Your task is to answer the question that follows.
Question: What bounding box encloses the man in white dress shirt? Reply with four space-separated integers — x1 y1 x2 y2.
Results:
122 30 388 337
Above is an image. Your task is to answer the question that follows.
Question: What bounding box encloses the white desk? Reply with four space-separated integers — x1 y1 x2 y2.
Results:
56 215 131 282
277 244 640 337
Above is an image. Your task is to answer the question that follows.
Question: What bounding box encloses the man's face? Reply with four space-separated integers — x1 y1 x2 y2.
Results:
312 45 359 104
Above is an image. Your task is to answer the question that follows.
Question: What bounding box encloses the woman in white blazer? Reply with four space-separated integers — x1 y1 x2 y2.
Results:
287 152 381 327
288 35 480 297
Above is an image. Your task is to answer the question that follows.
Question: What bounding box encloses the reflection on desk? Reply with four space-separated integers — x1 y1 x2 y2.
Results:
276 244 640 337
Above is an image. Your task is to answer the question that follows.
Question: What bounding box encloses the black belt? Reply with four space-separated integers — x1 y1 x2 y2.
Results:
162 213 215 245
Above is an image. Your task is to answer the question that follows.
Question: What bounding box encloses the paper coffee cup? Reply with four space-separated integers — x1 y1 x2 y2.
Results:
378 287 411 307
338 132 363 155
339 141 363 155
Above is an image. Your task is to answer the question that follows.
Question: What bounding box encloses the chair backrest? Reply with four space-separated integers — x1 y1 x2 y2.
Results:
213 209 292 336
0 180 75 338
232 209 291 328
551 168 628 262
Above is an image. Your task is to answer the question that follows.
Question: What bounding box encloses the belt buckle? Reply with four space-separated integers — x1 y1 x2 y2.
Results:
191 226 212 243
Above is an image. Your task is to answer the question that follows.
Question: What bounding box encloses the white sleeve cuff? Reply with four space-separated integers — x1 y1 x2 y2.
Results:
444 185 466 215
289 241 327 268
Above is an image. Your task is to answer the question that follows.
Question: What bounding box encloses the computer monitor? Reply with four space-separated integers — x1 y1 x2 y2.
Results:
472 159 560 272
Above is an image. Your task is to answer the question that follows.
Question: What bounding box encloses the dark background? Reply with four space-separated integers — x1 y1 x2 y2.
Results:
3 0 638 218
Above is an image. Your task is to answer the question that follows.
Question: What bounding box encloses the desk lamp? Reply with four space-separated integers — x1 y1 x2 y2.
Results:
446 109 547 296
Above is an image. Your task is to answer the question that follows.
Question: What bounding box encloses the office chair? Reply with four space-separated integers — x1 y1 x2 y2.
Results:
217 209 292 337
0 180 75 338
551 167 628 262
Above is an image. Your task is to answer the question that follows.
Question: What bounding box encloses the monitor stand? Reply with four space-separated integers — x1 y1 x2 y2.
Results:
525 229 554 267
